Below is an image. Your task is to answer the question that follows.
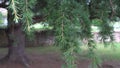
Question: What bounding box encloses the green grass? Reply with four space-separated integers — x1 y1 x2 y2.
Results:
26 46 60 54
0 43 120 61
80 43 120 60
0 46 60 55
95 43 120 60
26 43 120 61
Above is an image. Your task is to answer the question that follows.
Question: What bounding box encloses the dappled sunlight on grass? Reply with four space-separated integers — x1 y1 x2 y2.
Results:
95 43 120 60
79 43 120 60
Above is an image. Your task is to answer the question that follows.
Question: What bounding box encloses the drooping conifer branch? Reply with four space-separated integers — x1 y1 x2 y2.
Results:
10 0 19 23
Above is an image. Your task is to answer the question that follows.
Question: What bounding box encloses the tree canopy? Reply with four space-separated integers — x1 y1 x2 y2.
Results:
1 0 120 68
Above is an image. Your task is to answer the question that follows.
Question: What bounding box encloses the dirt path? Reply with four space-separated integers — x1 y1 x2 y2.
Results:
0 53 120 68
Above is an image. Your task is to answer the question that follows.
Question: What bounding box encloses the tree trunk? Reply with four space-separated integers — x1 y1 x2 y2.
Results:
1 23 30 67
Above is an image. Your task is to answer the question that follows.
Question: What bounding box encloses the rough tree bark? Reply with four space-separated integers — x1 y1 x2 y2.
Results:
0 1 30 67
0 23 30 67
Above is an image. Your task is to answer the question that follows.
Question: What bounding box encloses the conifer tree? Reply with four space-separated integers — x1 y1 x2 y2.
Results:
0 0 120 68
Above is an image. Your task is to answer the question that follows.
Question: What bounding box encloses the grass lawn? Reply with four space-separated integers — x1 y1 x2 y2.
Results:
95 43 120 60
80 43 120 61
26 46 60 54
0 43 120 61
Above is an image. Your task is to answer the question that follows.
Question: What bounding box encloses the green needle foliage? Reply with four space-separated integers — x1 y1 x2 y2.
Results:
44 0 81 67
44 0 98 68
20 0 37 39
8 0 120 68
8 0 36 39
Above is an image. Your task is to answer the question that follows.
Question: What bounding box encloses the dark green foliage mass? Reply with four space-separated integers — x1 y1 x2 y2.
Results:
6 0 120 68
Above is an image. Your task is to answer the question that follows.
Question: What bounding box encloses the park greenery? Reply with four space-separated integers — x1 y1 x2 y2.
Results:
0 0 120 68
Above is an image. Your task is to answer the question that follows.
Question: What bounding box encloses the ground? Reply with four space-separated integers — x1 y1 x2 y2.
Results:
0 53 120 68
0 46 120 68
